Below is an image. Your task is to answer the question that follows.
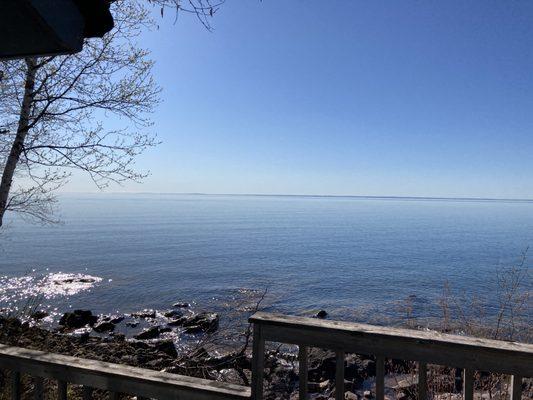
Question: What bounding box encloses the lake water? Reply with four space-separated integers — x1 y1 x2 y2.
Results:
1 194 532 325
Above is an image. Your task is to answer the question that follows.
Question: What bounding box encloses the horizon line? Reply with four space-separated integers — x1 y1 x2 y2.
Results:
58 192 533 203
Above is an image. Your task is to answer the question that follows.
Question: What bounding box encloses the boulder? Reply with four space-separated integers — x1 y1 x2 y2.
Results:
153 339 178 358
173 302 190 308
100 315 125 324
131 309 156 319
134 326 161 340
164 310 183 319
59 310 97 329
182 312 219 333
30 310 48 320
315 310 328 319
93 321 115 333
167 316 187 327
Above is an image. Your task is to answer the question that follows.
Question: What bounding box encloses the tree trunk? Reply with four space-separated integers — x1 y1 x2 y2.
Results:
0 58 37 227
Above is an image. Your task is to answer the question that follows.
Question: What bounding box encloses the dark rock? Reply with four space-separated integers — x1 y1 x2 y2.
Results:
182 312 219 333
315 310 328 319
159 326 172 333
30 310 48 320
93 321 115 333
100 315 125 324
59 310 97 329
173 302 190 308
164 310 183 319
134 326 161 340
153 339 178 358
125 321 139 328
131 309 156 319
167 316 187 327
183 325 204 334
112 333 126 342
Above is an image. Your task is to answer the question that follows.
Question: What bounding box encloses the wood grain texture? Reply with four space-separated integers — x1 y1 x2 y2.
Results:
0 344 250 400
510 375 522 400
250 312 533 376
57 380 67 400
251 324 265 400
11 371 20 400
463 369 474 400
335 351 345 400
298 346 308 400
418 362 427 400
375 356 384 400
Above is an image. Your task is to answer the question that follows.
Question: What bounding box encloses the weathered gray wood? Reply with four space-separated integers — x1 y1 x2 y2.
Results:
417 362 427 400
83 386 93 400
375 356 385 400
11 371 20 400
463 369 474 400
57 380 67 400
510 375 522 400
298 346 308 400
34 376 44 400
335 351 344 400
0 344 250 400
249 312 533 376
251 324 265 400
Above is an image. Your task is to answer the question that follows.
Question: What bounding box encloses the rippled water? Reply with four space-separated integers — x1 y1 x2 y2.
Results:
1 194 532 325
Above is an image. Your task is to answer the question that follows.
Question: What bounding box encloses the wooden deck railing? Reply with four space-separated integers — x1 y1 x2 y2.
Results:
249 312 533 400
1 313 531 399
0 344 250 400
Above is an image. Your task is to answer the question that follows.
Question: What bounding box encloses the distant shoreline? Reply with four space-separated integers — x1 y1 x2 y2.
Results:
57 192 533 204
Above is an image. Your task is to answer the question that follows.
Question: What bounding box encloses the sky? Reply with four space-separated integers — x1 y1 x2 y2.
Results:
65 0 533 199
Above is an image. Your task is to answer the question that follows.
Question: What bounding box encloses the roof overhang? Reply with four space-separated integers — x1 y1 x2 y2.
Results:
0 0 113 60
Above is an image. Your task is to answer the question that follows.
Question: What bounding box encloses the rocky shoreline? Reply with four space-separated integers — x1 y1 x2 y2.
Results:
1 303 531 400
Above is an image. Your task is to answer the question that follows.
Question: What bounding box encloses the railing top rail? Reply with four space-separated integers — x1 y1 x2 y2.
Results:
249 312 533 376
0 344 250 400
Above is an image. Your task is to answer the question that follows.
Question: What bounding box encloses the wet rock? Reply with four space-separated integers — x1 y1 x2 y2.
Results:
173 302 190 308
100 315 125 324
59 310 97 329
315 310 328 319
112 333 126 342
164 310 183 319
93 321 115 333
167 316 187 327
125 321 139 328
182 312 219 333
345 391 358 400
153 339 178 358
30 310 48 320
134 326 161 340
131 309 156 319
308 379 330 393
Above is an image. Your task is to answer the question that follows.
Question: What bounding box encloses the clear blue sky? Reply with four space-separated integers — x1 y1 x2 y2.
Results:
66 0 533 198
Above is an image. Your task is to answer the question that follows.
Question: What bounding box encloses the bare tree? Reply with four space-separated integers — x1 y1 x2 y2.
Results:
0 0 223 227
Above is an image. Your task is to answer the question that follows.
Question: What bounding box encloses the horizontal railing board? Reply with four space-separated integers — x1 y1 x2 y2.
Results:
249 312 533 376
0 344 250 400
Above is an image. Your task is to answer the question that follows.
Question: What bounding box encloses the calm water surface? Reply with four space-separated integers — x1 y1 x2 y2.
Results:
1 194 532 323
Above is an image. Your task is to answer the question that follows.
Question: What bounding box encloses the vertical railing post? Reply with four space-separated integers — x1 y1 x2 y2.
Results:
11 371 21 400
57 380 67 400
335 351 345 400
463 369 474 400
251 323 265 400
418 362 427 400
375 356 385 400
33 377 44 400
298 345 308 400
510 375 522 400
